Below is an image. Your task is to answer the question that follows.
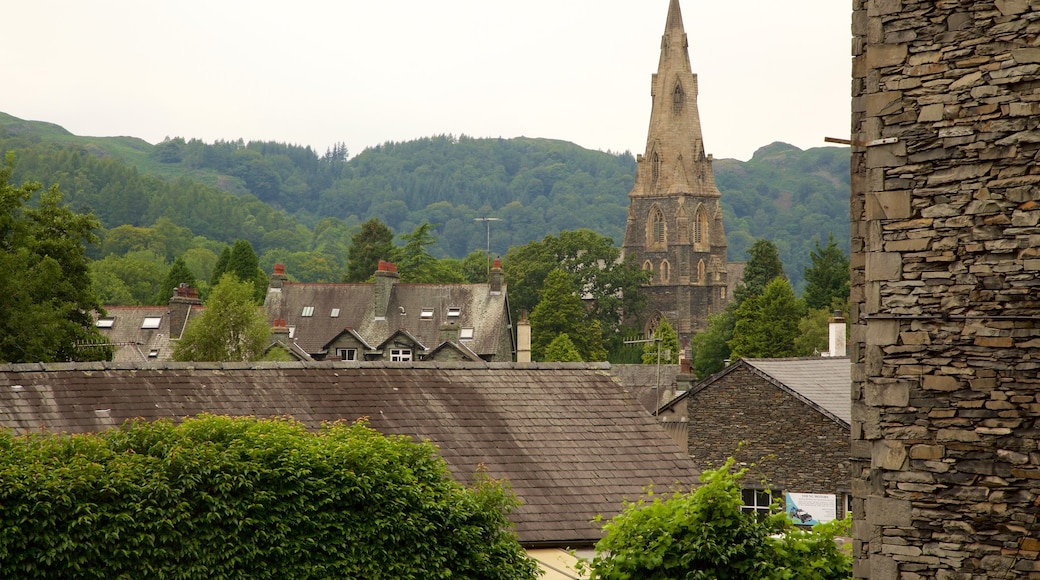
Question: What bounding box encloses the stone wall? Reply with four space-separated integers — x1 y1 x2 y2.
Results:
850 0 1040 577
686 364 850 509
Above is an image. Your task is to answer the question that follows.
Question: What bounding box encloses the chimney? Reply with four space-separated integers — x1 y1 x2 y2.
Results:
168 284 202 339
270 263 288 289
439 322 460 344
489 257 505 293
374 261 399 318
271 318 290 345
826 311 847 357
516 310 531 363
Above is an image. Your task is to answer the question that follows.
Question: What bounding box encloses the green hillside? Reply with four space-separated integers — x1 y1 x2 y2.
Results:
0 112 849 291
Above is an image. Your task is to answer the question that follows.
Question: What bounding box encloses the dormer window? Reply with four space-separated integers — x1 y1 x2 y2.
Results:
447 307 461 318
302 306 314 317
141 317 161 329
390 348 412 362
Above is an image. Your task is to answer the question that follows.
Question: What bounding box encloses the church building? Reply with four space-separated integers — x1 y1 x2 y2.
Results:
622 0 730 346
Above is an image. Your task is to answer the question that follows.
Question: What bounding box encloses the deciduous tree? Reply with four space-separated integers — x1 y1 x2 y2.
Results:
730 277 805 359
0 154 110 362
690 310 735 379
173 274 269 362
642 319 679 365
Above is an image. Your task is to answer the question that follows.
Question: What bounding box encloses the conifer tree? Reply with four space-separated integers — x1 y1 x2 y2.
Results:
530 269 594 361
345 218 396 282
543 334 583 362
733 239 785 306
642 319 680 365
210 246 231 287
802 234 850 311
155 256 196 305
729 277 805 359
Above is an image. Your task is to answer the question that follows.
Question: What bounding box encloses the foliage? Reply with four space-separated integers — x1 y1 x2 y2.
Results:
397 222 440 283
173 274 270 361
583 458 851 579
0 154 110 362
802 234 850 311
90 249 168 306
734 238 786 306
642 319 680 365
690 310 735 379
730 278 805 360
530 269 605 362
0 415 539 579
503 229 649 344
543 333 583 362
155 256 198 304
345 218 396 282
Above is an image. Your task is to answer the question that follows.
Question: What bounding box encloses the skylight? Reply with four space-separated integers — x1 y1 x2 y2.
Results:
460 328 474 340
447 307 461 318
302 306 314 317
420 308 434 319
141 317 161 329
96 318 115 328
330 308 340 318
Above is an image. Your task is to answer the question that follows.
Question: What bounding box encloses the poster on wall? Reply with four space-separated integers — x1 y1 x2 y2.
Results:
785 492 836 525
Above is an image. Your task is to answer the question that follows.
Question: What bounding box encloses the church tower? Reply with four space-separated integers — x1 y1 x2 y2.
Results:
622 0 730 347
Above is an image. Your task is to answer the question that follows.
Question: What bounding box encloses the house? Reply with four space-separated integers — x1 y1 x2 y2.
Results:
264 261 514 363
681 357 851 521
92 284 204 362
0 361 699 549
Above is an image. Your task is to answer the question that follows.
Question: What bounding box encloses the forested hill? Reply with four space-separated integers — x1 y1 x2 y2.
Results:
0 112 848 290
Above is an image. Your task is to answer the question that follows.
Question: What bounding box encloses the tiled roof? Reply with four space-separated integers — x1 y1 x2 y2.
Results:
265 281 511 359
743 358 852 425
93 306 203 362
610 364 682 413
0 362 698 546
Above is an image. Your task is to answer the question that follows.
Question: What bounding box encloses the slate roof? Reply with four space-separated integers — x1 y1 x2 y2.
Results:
611 364 683 413
686 357 852 426
264 280 512 360
0 361 698 546
93 305 203 363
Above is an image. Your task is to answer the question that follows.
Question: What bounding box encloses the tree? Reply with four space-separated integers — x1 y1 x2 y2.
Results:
173 274 270 361
729 277 805 359
0 154 110 363
802 233 850 310
642 319 680 365
89 250 167 306
397 222 438 283
227 239 268 301
345 218 396 282
155 256 197 304
583 459 851 579
690 309 735 379
530 269 604 361
543 333 583 362
734 238 785 306
0 415 539 579
209 245 231 287
503 229 649 345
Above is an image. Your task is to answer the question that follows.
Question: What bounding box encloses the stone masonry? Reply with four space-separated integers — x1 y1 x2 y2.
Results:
850 1 1040 578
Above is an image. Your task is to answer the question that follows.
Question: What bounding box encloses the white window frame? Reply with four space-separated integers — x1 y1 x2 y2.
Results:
141 317 162 329
301 306 314 317
390 348 412 362
330 308 340 318
420 308 435 320
741 488 776 516
460 328 474 340
446 307 461 318
96 318 115 328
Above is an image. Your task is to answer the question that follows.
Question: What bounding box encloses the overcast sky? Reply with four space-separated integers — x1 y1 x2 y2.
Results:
4 1 850 162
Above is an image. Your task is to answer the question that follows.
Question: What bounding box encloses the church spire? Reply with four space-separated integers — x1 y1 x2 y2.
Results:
632 0 718 199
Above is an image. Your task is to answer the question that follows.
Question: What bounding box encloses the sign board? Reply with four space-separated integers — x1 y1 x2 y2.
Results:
785 492 836 525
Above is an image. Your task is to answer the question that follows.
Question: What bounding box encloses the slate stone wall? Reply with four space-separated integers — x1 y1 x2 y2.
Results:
686 365 850 509
850 1 1040 577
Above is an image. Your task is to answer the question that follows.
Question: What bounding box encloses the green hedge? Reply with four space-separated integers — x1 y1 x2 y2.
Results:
0 415 538 579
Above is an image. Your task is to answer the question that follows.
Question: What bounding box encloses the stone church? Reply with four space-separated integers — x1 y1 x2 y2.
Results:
622 0 731 346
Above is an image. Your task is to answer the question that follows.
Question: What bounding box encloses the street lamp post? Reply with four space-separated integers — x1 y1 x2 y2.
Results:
473 217 501 274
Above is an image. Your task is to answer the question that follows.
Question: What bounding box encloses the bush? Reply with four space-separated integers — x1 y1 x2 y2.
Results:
583 458 851 579
0 415 538 579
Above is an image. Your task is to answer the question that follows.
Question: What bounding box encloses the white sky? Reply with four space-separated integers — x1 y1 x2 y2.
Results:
3 0 851 162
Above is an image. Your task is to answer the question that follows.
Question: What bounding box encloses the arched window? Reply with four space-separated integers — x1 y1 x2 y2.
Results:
697 259 706 284
651 152 661 184
660 260 671 283
694 206 710 250
647 206 666 248
673 83 685 114
643 260 653 272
